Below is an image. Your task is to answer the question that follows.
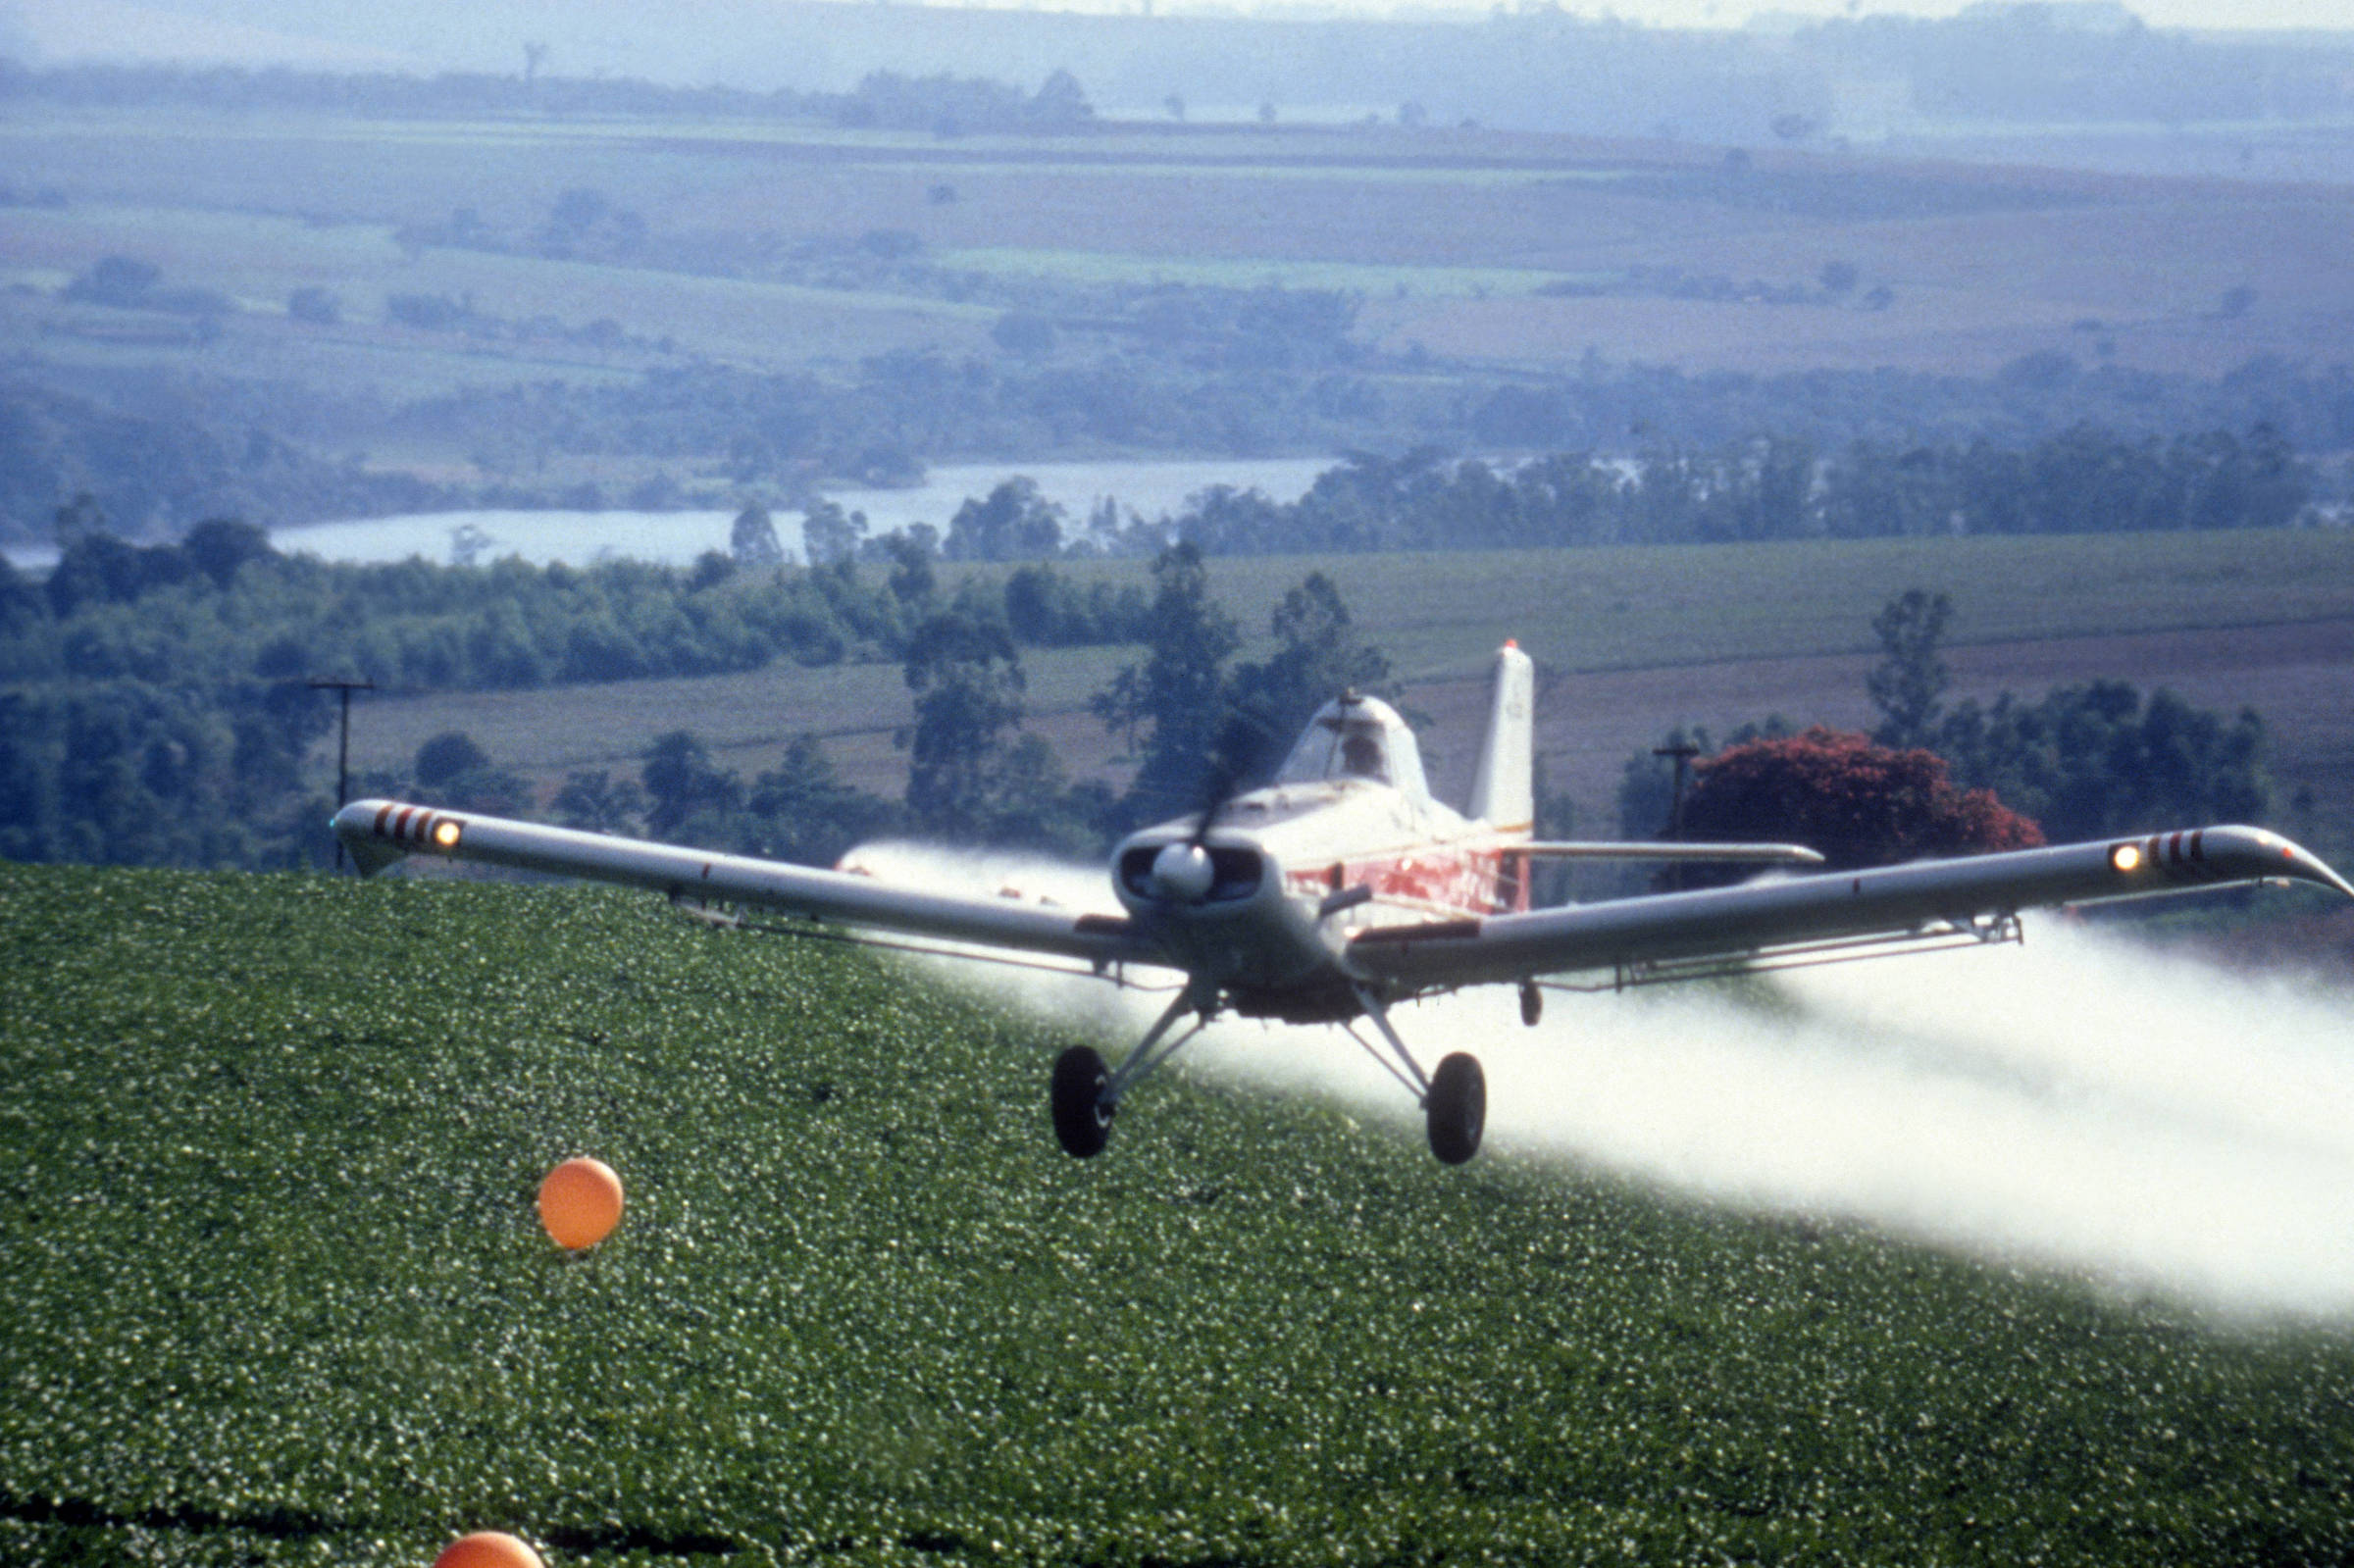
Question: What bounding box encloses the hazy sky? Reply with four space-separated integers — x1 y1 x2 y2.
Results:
1534 0 2346 26
993 0 2346 29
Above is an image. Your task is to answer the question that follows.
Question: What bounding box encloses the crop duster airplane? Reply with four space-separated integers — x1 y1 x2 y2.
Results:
337 642 2352 1166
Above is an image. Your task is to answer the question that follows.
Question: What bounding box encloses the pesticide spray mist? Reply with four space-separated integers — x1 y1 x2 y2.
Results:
846 841 2354 1321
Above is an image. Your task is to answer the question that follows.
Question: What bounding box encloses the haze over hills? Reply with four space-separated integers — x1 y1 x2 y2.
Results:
8 0 2354 165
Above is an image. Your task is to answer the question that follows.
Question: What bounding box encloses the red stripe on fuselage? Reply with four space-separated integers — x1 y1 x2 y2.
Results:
1285 844 1513 918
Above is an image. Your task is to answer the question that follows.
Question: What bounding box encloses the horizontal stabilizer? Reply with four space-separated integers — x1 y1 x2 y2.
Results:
1514 840 1825 865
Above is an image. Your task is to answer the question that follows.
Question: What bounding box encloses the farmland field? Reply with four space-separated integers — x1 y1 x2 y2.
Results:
4 862 2352 1565
7 98 2353 392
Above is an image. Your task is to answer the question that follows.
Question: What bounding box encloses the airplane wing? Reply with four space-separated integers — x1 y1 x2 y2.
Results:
1353 826 2354 994
333 799 1164 971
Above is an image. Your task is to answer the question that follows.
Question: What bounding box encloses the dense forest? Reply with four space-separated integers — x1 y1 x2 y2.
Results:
981 426 2315 558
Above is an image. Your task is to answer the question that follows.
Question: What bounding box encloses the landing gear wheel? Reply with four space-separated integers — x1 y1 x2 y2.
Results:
1426 1051 1486 1166
1050 1044 1115 1159
1518 980 1543 1027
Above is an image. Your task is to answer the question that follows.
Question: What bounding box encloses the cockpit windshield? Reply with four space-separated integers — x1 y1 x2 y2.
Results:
1272 695 1429 800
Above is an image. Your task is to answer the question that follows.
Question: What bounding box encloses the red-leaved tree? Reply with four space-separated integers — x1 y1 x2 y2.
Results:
1677 727 2043 877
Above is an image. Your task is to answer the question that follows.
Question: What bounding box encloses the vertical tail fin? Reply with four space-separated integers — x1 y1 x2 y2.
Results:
1466 640 1534 832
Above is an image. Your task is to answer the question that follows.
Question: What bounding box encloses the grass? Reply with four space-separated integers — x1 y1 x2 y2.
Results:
2 861 2351 1565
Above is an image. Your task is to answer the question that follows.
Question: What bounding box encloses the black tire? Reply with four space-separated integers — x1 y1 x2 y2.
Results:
1426 1051 1486 1166
1050 1044 1115 1159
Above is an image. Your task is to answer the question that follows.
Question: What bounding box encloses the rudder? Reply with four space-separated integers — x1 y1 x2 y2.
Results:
1466 640 1534 831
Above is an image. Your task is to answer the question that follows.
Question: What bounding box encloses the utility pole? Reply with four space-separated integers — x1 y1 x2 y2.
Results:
1653 740 1701 891
310 678 375 872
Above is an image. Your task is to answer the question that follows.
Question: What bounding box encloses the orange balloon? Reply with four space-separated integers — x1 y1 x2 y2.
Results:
434 1532 543 1568
537 1156 624 1249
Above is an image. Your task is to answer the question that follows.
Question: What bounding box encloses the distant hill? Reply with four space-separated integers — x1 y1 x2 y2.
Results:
10 0 2352 142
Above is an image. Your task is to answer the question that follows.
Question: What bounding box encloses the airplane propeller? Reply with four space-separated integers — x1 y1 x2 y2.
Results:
1147 761 1244 903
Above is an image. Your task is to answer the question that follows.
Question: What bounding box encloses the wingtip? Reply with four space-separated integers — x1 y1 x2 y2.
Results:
332 798 406 878
2259 828 2354 900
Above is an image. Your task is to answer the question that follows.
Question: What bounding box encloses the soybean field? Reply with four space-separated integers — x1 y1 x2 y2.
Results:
2 864 2351 1565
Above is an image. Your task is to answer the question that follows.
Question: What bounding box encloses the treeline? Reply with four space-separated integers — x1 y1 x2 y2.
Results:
0 380 455 546
0 61 1095 133
13 332 2354 549
2 515 1152 694
398 354 2354 509
0 511 1152 867
1143 427 2312 557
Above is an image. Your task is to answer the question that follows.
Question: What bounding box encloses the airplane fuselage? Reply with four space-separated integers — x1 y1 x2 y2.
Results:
1110 778 1529 1022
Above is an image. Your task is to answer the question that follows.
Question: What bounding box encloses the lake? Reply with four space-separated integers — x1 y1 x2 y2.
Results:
260 456 1340 569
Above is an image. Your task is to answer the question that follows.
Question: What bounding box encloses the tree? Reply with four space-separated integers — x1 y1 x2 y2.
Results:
902 610 1027 842
1220 572 1392 782
743 733 898 866
730 504 785 567
62 255 159 308
0 554 41 632
1678 728 2042 882
641 731 742 838
52 492 108 547
882 529 937 606
552 769 648 835
415 732 490 790
944 478 1064 561
1087 663 1149 756
801 501 866 567
412 730 528 813
1029 69 1094 126
1935 681 2267 843
1867 588 1952 749
180 518 275 589
1116 544 1241 825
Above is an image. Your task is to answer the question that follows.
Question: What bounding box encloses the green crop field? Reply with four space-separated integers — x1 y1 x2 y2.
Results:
3 863 2350 1565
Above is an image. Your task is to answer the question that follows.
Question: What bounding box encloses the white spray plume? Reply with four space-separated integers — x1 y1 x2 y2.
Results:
848 841 2354 1320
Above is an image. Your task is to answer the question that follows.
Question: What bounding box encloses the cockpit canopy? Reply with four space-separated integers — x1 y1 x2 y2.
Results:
1272 694 1429 801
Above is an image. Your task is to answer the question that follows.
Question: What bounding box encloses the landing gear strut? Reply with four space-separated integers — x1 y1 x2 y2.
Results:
1347 983 1488 1165
1049 989 1212 1160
